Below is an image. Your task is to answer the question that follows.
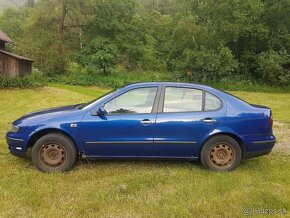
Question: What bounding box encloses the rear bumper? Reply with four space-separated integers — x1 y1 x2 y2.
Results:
243 138 276 159
244 148 273 159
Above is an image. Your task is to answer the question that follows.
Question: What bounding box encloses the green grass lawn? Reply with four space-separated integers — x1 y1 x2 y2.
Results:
0 85 289 217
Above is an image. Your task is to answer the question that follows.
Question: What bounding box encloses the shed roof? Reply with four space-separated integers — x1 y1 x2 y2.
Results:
0 30 12 43
0 49 33 62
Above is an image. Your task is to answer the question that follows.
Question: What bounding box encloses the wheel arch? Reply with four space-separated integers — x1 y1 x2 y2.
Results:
199 132 245 159
27 128 79 153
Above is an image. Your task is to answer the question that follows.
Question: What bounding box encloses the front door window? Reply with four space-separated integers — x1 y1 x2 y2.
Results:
104 87 157 114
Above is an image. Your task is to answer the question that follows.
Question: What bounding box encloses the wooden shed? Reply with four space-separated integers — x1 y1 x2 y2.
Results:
0 30 33 77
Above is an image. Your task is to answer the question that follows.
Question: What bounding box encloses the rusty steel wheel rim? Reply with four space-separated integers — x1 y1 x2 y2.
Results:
210 143 234 167
40 143 66 167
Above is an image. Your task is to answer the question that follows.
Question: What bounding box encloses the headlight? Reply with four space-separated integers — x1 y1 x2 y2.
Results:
9 125 19 133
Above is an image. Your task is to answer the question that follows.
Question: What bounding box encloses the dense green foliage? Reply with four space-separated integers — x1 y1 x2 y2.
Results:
0 70 46 89
48 69 179 88
0 0 289 86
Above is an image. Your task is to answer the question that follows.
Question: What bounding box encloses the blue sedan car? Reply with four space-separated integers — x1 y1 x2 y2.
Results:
6 82 276 172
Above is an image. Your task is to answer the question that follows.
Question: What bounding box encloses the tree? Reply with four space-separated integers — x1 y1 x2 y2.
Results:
257 50 290 85
84 0 144 69
196 0 268 57
0 0 289 85
0 0 94 74
77 37 118 74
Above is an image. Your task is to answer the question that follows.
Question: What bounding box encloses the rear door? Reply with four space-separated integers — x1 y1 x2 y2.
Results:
153 86 226 158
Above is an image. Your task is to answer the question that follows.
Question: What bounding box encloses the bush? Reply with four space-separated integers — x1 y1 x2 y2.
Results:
76 37 118 75
239 51 259 76
0 69 47 89
49 67 181 88
256 50 290 85
181 46 238 82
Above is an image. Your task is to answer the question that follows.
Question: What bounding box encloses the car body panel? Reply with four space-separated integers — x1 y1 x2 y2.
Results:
7 106 86 154
153 110 226 157
81 113 157 157
6 82 276 161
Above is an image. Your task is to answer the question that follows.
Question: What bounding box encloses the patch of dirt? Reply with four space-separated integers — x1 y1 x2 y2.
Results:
273 121 290 152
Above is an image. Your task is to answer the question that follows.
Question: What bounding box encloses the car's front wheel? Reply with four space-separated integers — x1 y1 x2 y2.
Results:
31 133 77 172
200 135 242 171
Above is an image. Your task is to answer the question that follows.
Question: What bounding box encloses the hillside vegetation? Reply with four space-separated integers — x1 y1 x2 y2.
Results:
0 0 289 87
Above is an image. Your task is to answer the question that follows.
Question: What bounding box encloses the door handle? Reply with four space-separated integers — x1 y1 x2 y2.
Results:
203 118 217 123
141 119 154 125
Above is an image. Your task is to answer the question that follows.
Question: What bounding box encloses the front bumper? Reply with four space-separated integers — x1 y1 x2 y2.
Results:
6 133 30 158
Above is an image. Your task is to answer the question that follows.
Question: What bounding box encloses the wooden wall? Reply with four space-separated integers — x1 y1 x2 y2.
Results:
0 52 18 77
19 60 32 77
0 52 32 77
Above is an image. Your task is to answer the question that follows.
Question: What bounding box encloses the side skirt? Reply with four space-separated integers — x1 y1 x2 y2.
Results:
81 153 198 161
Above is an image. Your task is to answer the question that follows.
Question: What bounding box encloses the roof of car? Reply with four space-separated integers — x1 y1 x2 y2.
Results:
124 82 213 90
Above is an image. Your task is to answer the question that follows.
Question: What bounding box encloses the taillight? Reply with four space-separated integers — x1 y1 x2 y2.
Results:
270 113 273 127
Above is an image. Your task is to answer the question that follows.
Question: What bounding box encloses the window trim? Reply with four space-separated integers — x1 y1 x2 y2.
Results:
101 86 160 116
159 86 223 114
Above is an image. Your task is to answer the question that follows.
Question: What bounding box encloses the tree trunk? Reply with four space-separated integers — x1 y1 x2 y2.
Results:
58 0 69 71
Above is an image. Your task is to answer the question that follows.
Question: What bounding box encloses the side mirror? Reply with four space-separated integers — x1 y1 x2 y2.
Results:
91 106 107 116
97 107 108 116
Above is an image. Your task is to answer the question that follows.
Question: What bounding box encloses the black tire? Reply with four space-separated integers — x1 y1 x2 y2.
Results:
31 133 77 172
200 135 242 171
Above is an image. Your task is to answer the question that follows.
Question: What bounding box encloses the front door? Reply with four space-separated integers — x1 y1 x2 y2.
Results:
82 86 159 157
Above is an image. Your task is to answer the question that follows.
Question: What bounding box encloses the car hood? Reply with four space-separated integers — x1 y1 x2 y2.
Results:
13 105 82 126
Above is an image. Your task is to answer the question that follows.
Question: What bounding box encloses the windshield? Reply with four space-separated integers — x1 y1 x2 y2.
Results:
78 89 118 110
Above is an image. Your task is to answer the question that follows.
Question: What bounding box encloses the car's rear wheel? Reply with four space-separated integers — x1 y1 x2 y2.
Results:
200 135 242 171
32 133 77 172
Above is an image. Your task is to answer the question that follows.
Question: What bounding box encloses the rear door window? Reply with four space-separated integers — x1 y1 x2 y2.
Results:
163 87 203 112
